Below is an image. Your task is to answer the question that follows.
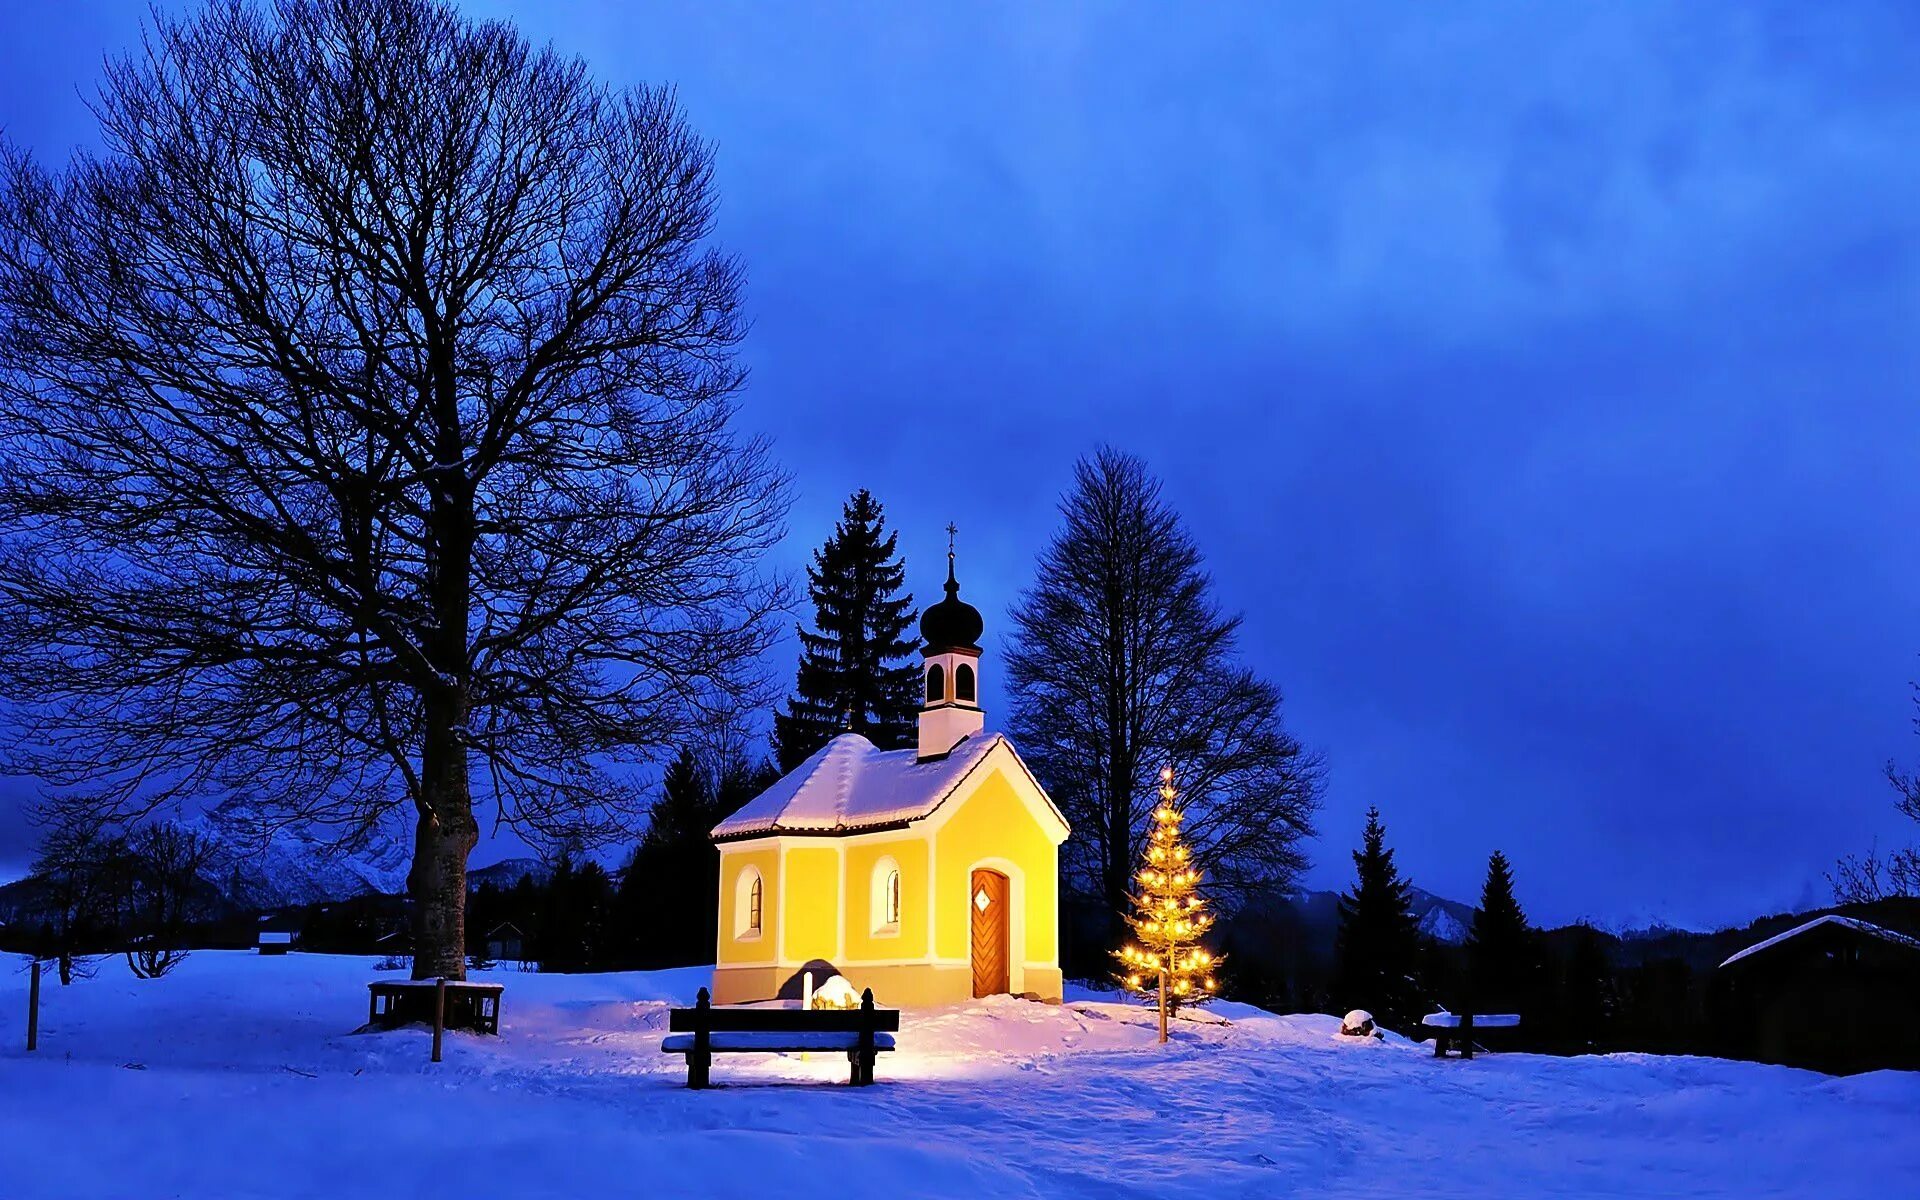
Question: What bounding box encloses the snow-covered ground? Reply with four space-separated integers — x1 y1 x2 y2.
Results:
1 953 1914 1199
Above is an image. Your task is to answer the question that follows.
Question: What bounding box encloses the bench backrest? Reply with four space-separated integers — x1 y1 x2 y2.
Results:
669 987 900 1034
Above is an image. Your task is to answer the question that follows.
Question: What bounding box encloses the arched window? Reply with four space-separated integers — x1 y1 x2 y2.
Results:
872 856 902 933
926 663 946 703
735 867 764 939
954 663 976 702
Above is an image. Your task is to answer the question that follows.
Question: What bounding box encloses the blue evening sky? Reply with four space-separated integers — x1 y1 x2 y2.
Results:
2 3 1917 928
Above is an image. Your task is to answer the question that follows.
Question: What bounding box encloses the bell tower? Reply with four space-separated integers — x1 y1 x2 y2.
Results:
917 524 985 760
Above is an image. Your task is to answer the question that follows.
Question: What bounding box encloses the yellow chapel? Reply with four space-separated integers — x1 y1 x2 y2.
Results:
709 547 1070 1006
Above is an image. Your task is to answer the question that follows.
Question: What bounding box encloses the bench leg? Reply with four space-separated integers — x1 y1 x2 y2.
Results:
687 1052 710 1090
1434 1033 1447 1058
847 1051 876 1086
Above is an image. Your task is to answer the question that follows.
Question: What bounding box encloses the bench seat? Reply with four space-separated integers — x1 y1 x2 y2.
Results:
661 1031 897 1054
665 986 901 1087
1420 1011 1522 1059
1421 1012 1520 1029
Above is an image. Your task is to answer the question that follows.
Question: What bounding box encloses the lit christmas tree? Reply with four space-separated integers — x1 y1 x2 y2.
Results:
1116 765 1222 1043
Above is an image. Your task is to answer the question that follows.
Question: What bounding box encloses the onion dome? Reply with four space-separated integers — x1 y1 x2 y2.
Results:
920 539 983 651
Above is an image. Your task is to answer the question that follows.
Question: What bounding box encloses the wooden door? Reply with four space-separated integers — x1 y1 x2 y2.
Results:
970 868 1010 997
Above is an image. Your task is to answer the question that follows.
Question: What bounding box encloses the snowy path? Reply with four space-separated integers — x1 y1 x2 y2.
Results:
1 953 1913 1198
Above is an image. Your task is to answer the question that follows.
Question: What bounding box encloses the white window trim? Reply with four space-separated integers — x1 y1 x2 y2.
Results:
871 855 903 936
735 866 765 941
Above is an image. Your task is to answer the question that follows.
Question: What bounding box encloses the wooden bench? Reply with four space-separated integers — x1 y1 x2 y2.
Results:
367 979 504 1035
662 986 899 1088
1419 1011 1520 1059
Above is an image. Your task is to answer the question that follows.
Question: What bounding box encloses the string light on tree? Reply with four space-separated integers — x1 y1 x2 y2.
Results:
1116 764 1222 1043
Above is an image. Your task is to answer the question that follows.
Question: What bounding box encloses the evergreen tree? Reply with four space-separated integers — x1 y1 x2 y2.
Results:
1332 807 1423 1027
1116 766 1222 1042
536 850 606 972
1554 922 1616 1052
1466 850 1535 1013
573 860 615 968
617 749 721 968
615 747 779 968
773 491 921 771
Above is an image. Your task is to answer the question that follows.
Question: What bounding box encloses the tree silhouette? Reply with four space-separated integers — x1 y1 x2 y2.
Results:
773 490 920 771
1466 850 1535 1013
1332 807 1423 1026
1006 448 1321 929
0 0 784 979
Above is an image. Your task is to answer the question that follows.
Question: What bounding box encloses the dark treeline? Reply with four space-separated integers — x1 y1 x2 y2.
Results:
1210 806 1920 1063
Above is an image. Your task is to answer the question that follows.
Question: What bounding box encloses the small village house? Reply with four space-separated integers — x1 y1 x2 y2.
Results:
485 921 526 963
1716 912 1920 1074
256 913 301 955
709 550 1070 1006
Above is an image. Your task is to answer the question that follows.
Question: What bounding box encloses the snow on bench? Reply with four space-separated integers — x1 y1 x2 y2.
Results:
661 1030 899 1053
663 986 900 1088
1420 1011 1522 1059
1421 1012 1521 1029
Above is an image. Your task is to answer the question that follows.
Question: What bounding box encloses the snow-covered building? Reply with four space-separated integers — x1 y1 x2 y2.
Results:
1716 912 1920 1073
709 549 1070 1006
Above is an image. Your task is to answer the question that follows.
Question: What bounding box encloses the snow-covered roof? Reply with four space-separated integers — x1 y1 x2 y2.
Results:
1718 914 1920 969
711 732 1062 840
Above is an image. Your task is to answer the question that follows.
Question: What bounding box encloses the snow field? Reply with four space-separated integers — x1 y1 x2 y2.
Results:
1 952 1915 1199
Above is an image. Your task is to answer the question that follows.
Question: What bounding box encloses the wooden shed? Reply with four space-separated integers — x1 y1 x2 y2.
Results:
1716 914 1920 1074
485 922 526 963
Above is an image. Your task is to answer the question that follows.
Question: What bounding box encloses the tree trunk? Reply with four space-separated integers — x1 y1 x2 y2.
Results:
410 704 477 981
1103 583 1133 940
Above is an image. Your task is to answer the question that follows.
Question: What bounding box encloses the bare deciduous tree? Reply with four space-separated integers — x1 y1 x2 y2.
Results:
1832 680 1920 903
25 818 118 985
117 824 220 979
1005 448 1323 930
0 0 786 978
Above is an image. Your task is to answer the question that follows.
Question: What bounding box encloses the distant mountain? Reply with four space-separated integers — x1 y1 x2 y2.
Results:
1608 917 1705 942
1272 885 1478 946
1409 886 1476 945
0 817 410 924
1418 904 1470 945
199 821 408 906
468 856 548 890
187 817 410 909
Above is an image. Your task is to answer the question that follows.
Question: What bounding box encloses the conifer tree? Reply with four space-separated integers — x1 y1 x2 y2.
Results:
773 491 921 771
536 850 581 972
1467 850 1535 1013
1555 922 1615 1051
1117 766 1222 1043
1333 806 1423 1027
615 746 777 968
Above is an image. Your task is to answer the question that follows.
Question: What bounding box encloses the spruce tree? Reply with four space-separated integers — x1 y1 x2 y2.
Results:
1332 806 1424 1027
773 490 921 771
536 850 581 972
615 747 778 968
1466 850 1535 1013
